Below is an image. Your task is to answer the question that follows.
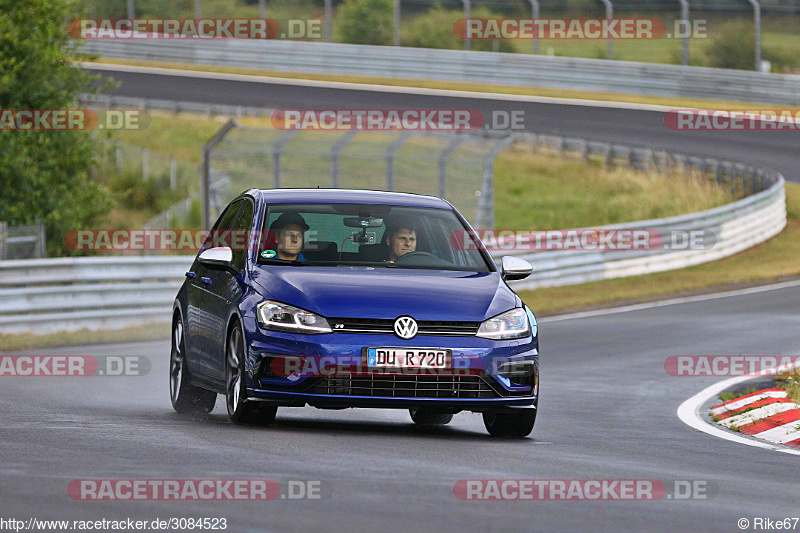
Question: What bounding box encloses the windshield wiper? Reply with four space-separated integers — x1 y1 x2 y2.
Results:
257 258 308 266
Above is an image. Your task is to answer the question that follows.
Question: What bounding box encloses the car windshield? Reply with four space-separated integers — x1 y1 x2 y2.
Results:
256 203 492 272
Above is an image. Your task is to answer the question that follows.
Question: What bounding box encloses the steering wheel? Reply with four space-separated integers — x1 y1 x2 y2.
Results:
393 251 452 267
393 251 436 263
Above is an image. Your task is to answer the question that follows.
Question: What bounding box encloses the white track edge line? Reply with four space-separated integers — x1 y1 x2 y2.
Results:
539 279 800 323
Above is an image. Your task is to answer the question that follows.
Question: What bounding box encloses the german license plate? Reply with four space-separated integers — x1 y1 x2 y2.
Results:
367 348 451 369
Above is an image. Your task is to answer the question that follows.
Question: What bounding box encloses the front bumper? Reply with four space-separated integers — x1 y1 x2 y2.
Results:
245 388 537 411
241 314 539 410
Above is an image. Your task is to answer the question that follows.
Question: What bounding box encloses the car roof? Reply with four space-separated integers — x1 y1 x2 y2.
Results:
247 189 453 209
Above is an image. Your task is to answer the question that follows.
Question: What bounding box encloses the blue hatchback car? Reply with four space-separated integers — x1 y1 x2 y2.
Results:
170 189 539 437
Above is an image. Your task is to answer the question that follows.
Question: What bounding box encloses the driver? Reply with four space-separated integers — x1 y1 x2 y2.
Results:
383 219 417 262
269 212 309 261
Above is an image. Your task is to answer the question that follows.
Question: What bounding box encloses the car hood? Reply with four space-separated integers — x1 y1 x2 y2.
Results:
248 266 518 322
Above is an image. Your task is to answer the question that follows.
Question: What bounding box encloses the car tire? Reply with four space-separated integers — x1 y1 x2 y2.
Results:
409 408 453 426
170 316 217 415
226 322 278 425
482 407 537 438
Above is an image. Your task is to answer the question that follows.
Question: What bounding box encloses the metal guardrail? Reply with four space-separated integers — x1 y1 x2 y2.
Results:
0 136 786 335
504 175 785 290
83 39 800 105
80 93 271 118
0 256 192 335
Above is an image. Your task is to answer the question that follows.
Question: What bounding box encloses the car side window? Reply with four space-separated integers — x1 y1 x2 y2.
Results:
230 199 254 271
217 200 244 231
203 200 243 250
201 200 244 252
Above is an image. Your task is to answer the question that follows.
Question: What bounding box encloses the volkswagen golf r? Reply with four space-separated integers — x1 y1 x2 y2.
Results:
170 189 539 437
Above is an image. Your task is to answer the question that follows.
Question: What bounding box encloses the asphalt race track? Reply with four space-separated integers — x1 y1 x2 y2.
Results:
86 65 800 183
3 64 789 531
2 285 799 532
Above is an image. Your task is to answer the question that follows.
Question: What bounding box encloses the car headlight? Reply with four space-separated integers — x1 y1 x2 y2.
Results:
476 308 530 340
256 301 332 334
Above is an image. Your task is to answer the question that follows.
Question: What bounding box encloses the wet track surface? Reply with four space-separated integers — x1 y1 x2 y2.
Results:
2 285 799 532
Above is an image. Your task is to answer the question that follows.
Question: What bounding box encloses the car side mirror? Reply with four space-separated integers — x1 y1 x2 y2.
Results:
501 256 532 281
198 246 234 271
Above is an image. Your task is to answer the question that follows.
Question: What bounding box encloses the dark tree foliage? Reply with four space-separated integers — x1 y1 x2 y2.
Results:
0 0 113 255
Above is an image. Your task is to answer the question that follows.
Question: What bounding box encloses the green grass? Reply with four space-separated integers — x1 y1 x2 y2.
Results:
775 374 800 405
718 387 759 405
518 183 800 314
104 110 736 230
513 22 800 70
107 114 227 165
494 146 733 229
0 322 170 352
91 132 206 230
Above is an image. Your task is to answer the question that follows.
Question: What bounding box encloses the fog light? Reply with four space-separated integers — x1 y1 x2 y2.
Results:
497 360 537 388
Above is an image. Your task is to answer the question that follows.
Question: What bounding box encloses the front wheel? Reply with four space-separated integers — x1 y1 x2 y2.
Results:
170 317 217 415
482 408 537 438
226 323 277 425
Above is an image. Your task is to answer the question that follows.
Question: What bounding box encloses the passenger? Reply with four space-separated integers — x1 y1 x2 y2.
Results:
383 219 417 262
269 212 309 261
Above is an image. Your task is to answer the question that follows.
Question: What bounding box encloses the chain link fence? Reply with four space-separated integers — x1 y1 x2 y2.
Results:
82 100 778 243
92 136 202 229
203 122 508 229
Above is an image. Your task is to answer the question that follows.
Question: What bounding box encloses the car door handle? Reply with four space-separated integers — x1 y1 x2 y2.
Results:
200 277 212 286
185 272 196 279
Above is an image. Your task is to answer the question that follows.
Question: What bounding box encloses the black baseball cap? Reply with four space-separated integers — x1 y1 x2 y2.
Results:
269 212 309 232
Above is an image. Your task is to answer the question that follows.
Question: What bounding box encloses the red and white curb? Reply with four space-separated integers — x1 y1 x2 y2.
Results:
709 388 800 448
677 373 800 456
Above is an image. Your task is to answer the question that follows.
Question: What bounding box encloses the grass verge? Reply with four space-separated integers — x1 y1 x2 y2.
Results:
494 146 733 229
780 378 800 405
519 183 800 315
718 388 759 404
0 322 170 352
775 371 800 405
105 110 738 228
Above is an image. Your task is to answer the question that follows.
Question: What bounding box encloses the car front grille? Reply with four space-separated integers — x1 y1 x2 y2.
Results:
328 318 480 336
310 374 498 399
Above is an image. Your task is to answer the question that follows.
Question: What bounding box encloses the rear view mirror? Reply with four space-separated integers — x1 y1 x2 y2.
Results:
343 217 384 228
501 256 533 281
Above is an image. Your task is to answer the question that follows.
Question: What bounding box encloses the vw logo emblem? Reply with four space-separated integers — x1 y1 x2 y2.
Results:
394 316 418 339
